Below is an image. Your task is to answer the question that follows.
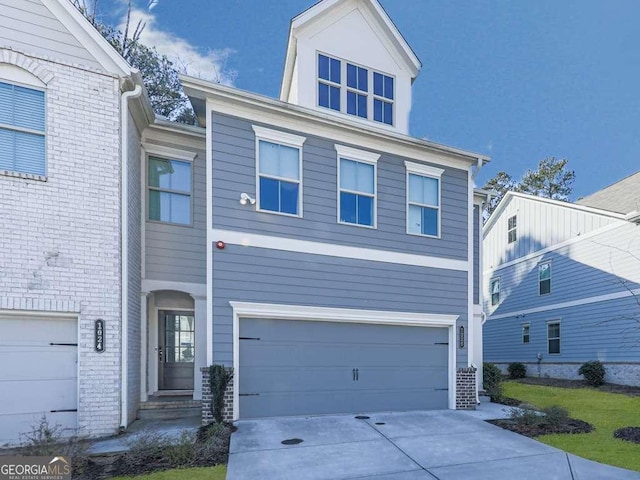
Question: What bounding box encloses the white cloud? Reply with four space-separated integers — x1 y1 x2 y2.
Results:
120 7 236 85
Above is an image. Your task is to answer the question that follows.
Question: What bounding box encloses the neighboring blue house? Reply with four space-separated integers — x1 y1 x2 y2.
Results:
483 173 640 385
182 0 489 420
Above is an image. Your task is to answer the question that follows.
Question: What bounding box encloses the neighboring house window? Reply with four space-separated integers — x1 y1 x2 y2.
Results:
318 54 341 111
547 322 560 354
336 145 380 228
522 324 530 344
346 63 368 119
490 278 500 306
406 161 443 237
373 72 394 125
253 126 306 217
148 156 192 225
0 81 46 176
507 215 517 243
539 262 551 295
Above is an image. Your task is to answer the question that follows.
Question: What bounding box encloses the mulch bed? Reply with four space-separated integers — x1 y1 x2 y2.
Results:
488 418 594 438
514 377 640 397
614 427 640 444
493 396 521 406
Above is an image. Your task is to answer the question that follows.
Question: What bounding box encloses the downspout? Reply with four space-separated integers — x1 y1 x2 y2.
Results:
120 83 143 431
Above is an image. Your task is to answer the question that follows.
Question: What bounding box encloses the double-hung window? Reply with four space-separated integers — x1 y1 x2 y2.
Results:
318 54 341 111
346 63 367 119
253 126 306 217
336 145 379 228
373 72 394 125
406 161 443 237
0 80 46 176
508 215 517 243
148 155 192 225
547 322 560 354
539 262 551 295
490 278 500 306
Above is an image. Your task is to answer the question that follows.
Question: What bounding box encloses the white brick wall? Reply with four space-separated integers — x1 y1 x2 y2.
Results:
0 48 123 438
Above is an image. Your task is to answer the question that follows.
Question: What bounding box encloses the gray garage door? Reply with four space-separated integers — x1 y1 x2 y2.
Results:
239 318 449 418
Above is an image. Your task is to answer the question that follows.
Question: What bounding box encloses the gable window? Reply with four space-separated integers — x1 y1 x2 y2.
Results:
539 262 551 295
547 321 560 354
346 63 368 119
507 215 517 243
0 81 46 176
522 324 530 344
406 161 443 237
253 126 306 217
148 156 192 225
318 54 341 111
336 145 379 228
490 278 500 306
373 72 394 125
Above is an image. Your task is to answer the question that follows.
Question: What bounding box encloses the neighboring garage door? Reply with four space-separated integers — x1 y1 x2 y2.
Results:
239 318 449 418
0 315 78 445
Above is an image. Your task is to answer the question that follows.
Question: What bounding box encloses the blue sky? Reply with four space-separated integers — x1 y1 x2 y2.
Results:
99 0 640 199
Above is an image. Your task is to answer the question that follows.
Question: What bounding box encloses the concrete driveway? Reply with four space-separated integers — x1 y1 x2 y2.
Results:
227 407 640 480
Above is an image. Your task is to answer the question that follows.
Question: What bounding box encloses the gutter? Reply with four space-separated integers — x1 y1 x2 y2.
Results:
120 83 143 430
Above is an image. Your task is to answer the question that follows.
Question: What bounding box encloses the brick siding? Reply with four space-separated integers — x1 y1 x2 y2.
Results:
456 367 477 410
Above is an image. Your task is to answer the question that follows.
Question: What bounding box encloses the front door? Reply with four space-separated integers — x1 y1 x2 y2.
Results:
158 311 195 390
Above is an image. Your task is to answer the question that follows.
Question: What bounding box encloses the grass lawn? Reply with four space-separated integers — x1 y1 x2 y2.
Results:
503 381 640 471
111 465 226 480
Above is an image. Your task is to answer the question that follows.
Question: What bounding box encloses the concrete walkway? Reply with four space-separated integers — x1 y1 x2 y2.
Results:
227 405 640 480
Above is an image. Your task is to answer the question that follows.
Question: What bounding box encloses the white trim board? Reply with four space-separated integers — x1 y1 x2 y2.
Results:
212 228 468 272
488 287 640 320
141 279 207 298
230 301 458 419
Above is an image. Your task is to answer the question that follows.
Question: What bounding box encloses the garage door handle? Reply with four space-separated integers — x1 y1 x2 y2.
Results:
51 409 77 413
49 343 78 346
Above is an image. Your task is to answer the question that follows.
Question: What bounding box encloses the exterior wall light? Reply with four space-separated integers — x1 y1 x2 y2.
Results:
240 193 256 205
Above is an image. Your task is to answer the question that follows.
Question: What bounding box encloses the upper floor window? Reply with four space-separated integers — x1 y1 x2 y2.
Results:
317 53 395 126
547 321 560 354
373 72 394 125
491 278 500 306
522 323 530 344
148 156 192 225
253 126 306 217
406 161 443 237
507 215 517 243
0 81 46 176
318 54 341 111
539 262 551 295
336 145 380 228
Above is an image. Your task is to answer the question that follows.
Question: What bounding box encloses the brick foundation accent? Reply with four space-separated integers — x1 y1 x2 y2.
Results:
201 367 234 425
456 367 477 410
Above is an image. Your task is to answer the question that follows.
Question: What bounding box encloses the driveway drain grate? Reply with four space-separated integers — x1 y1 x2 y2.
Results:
355 415 370 420
375 422 386 425
281 438 304 445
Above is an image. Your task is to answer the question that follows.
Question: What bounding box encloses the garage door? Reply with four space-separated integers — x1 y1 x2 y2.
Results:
239 318 449 418
0 315 78 445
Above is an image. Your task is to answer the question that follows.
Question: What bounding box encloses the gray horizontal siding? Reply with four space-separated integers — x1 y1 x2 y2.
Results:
484 295 640 363
212 245 468 368
0 0 103 70
144 139 206 284
211 113 469 260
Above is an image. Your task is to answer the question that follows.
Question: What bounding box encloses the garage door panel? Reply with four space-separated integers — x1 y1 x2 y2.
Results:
2 317 77 343
239 318 450 418
0 378 77 413
0 411 77 444
0 348 76 380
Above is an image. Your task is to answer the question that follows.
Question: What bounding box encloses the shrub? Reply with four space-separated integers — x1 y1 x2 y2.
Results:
542 405 569 427
210 364 234 423
509 404 541 426
483 362 504 401
507 362 527 379
578 360 606 387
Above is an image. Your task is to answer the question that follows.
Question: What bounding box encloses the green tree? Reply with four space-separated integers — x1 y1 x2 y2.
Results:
482 171 517 215
71 0 196 123
518 157 575 201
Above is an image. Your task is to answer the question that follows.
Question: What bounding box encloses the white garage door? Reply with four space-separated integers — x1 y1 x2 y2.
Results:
0 315 78 445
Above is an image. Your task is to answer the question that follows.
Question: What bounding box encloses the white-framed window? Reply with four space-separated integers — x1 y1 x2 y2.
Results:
547 321 560 354
405 161 443 237
539 262 551 295
336 145 379 228
507 215 517 243
317 52 395 126
490 278 500 306
253 125 306 217
522 323 530 344
0 80 46 177
147 153 193 226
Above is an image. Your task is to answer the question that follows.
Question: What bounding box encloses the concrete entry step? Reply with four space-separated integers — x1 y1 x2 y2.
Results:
138 395 201 420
